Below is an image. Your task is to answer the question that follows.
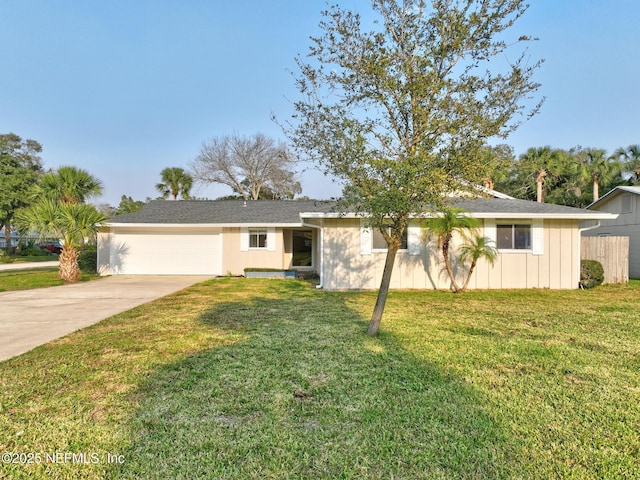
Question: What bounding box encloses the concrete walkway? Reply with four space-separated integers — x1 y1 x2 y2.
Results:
0 275 212 362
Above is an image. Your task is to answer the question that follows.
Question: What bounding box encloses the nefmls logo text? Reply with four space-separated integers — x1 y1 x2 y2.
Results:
47 452 100 464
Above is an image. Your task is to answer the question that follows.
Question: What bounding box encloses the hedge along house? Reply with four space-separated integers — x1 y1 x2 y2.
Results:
97 193 616 290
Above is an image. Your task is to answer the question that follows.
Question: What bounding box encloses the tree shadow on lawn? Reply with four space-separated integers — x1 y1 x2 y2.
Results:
114 286 518 479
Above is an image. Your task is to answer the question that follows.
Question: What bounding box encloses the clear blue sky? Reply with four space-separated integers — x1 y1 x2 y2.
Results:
1 1 638 206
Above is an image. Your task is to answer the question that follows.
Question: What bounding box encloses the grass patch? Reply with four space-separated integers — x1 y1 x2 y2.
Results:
0 255 56 264
0 279 638 478
0 268 100 291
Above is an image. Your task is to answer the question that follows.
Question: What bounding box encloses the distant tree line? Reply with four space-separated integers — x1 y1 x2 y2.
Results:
485 144 640 207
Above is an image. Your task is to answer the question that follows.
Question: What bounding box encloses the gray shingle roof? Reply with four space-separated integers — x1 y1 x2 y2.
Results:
452 197 599 216
108 200 338 224
108 195 609 226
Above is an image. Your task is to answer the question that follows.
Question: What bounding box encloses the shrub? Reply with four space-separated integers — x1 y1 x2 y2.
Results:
78 248 97 274
244 268 289 272
580 259 604 289
19 247 47 257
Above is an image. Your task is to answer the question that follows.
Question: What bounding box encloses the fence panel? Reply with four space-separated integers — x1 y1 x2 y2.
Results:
581 236 629 284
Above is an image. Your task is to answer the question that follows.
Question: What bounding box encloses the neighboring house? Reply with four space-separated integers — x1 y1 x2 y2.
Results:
98 193 616 290
0 231 19 249
0 232 42 249
585 186 640 278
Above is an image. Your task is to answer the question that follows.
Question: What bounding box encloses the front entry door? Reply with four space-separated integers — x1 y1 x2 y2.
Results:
292 230 313 267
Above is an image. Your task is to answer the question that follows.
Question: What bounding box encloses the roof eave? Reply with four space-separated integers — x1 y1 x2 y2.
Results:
301 212 619 220
470 212 619 220
104 222 305 228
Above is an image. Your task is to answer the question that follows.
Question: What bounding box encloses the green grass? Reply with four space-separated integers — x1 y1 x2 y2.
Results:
0 279 638 479
0 255 57 264
0 268 101 291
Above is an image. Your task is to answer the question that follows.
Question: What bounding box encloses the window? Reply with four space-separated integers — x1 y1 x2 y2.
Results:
496 224 531 250
249 230 267 249
372 226 408 250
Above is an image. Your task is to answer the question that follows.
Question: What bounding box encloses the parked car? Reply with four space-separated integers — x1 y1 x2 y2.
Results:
39 241 63 254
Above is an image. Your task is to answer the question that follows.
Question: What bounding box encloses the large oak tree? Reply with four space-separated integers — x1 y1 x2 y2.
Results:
190 133 300 200
288 0 543 334
0 133 43 254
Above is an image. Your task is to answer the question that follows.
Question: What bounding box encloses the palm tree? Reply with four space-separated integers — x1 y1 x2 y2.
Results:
522 146 568 203
577 148 620 201
156 167 193 200
39 165 103 204
15 198 108 282
479 144 514 191
459 235 498 292
614 144 640 183
423 208 479 293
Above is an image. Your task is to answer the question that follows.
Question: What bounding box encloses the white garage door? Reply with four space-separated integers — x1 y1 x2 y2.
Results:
110 229 221 275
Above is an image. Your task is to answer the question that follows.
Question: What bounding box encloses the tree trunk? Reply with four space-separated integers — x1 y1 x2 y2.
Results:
58 245 81 282
593 178 599 202
442 237 462 293
4 224 11 255
461 260 478 292
483 178 494 190
367 241 400 336
536 169 546 203
536 179 543 202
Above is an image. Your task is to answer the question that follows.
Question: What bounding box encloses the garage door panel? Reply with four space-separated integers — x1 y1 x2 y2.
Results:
112 231 220 275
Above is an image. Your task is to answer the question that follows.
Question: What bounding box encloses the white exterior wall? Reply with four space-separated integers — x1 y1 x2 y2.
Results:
220 227 286 275
99 225 316 277
98 227 222 275
321 218 580 290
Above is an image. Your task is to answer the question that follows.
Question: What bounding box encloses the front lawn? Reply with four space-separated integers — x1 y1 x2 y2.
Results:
0 268 100 292
0 280 638 479
0 255 57 264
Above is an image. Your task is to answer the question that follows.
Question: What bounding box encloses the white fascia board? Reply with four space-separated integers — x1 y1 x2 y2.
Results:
301 212 618 221
300 212 358 219
467 212 619 220
105 223 220 228
105 222 304 228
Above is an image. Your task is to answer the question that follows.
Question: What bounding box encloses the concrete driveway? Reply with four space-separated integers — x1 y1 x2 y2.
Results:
0 275 213 362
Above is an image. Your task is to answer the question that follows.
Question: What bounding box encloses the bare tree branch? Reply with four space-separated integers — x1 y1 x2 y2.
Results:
190 133 300 200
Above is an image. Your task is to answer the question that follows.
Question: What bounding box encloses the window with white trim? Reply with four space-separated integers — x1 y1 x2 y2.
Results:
249 229 268 249
372 226 408 251
496 224 531 250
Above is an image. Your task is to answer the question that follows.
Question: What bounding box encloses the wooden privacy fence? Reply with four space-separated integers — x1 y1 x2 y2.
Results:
581 236 629 284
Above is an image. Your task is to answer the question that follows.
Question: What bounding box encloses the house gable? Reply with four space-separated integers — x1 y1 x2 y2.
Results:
588 186 640 228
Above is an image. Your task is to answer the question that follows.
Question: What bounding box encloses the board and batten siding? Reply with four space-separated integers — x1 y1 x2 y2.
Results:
222 227 286 275
321 218 581 290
